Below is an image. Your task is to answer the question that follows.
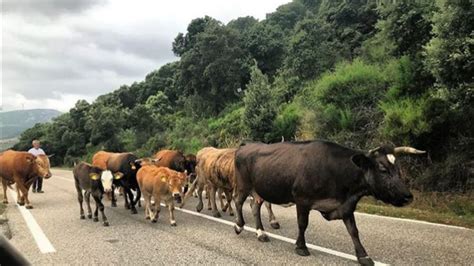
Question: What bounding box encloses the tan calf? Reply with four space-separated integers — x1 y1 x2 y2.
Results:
137 165 186 226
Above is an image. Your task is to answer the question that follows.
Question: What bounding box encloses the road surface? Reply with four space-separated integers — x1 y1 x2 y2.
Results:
3 169 473 265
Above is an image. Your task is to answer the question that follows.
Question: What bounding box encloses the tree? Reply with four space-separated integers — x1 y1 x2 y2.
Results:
177 22 251 115
172 16 220 56
243 64 277 142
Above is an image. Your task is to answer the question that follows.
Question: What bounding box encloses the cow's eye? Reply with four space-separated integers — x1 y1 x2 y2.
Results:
379 166 388 173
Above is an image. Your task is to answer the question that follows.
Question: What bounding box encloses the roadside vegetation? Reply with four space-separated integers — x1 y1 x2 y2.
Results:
13 1 473 227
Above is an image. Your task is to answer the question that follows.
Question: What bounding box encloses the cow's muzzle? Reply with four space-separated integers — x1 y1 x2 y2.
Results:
44 173 52 179
173 193 182 204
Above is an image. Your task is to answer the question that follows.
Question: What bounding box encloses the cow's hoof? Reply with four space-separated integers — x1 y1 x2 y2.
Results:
257 231 270 242
145 216 150 220
2 200 8 204
111 202 117 207
234 224 243 235
93 217 99 222
131 208 137 214
229 212 234 216
25 205 33 209
270 221 280 229
125 204 130 210
151 219 157 223
357 256 374 266
196 203 203 212
87 214 92 219
213 212 221 218
170 222 177 227
103 221 109 227
17 201 25 206
207 206 212 210
80 215 85 220
295 247 310 256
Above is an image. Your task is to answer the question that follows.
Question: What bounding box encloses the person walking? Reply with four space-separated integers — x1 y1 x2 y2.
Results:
28 139 46 193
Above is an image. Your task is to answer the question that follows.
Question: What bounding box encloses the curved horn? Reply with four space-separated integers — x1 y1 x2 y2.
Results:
394 146 426 155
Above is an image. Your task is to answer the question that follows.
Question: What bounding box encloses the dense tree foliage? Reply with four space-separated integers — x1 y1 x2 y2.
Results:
14 0 473 192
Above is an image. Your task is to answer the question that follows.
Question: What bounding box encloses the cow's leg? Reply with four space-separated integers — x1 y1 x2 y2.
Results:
295 204 310 256
85 191 93 219
251 197 269 242
75 183 85 219
1 179 8 204
125 187 137 214
151 192 161 223
16 180 32 208
93 192 109 226
344 214 373 266
196 182 205 212
209 185 221 218
219 188 226 211
233 188 250 235
223 190 234 216
206 186 212 210
110 184 117 207
124 187 130 209
135 188 142 208
93 199 99 223
142 191 151 220
180 178 197 208
167 198 177 226
264 202 280 229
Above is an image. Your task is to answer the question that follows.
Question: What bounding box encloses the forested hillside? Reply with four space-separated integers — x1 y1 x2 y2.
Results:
14 0 473 192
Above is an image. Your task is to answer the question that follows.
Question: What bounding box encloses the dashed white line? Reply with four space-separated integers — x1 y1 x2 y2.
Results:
8 189 56 254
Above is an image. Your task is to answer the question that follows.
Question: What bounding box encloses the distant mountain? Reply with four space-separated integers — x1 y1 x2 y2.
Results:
0 109 62 139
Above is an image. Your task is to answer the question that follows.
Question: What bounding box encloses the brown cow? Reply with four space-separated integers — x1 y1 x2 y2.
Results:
182 147 280 229
137 165 187 225
92 151 114 170
0 150 52 208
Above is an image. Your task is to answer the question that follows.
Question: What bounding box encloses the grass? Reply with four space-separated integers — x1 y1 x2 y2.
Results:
357 191 474 229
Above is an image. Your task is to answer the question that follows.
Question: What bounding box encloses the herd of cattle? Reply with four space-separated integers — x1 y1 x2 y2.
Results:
0 140 426 265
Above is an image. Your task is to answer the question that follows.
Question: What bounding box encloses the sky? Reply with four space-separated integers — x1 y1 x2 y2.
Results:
1 0 290 112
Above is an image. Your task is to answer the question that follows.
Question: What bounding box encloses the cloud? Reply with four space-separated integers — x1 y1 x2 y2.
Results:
2 0 105 17
1 0 290 112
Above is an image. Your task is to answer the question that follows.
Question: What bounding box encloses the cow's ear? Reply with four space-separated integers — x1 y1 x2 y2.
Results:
351 154 373 171
89 173 100 180
26 157 35 164
114 172 124 180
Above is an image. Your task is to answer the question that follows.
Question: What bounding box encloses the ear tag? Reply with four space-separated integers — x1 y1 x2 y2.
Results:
114 174 122 180
387 154 396 164
90 174 99 180
161 176 167 182
131 165 136 170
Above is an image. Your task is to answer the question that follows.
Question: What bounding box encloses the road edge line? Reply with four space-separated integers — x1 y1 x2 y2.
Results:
7 189 56 254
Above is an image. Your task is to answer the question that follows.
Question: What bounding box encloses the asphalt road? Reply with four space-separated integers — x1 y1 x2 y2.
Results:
3 169 473 265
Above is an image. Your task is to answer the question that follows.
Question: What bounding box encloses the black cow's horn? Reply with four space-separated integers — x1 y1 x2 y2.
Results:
394 146 426 155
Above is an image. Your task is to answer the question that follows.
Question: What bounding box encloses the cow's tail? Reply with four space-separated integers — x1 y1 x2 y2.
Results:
180 177 198 208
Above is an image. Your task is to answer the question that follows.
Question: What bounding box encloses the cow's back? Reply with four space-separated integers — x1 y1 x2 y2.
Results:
73 162 94 191
154 150 186 172
92 151 113 170
107 153 136 173
0 150 35 181
235 141 360 204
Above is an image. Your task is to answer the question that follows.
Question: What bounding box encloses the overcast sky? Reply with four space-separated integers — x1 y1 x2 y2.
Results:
1 0 289 112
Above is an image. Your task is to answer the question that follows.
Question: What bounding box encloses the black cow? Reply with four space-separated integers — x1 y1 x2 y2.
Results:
106 153 142 214
73 162 114 226
233 140 425 265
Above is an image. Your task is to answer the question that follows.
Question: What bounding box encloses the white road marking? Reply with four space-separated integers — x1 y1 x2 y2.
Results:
168 204 388 266
8 189 56 254
355 212 470 230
